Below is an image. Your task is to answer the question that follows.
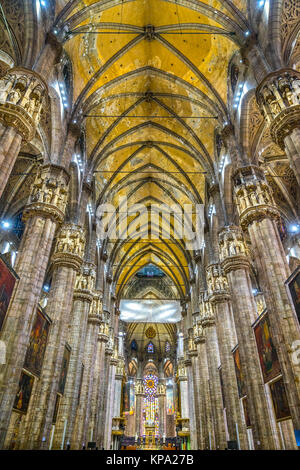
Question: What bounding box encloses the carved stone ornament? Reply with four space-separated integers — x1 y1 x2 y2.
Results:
0 67 48 141
23 164 69 224
256 68 300 149
233 165 279 229
219 225 250 273
51 224 86 272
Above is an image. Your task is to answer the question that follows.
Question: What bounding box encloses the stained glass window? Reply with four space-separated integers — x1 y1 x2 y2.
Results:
165 341 170 353
143 374 159 436
147 342 154 353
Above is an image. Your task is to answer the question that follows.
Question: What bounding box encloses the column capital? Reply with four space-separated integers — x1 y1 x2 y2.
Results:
199 292 215 327
193 322 205 344
135 379 145 396
206 263 230 303
157 383 166 397
219 225 250 274
23 164 69 224
256 68 300 149
98 321 110 342
0 67 48 140
51 223 85 271
73 263 96 301
233 165 280 229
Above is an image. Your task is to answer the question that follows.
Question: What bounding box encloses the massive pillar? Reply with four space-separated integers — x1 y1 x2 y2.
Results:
199 294 227 450
219 226 275 449
206 263 248 449
25 224 86 449
0 164 69 448
89 321 109 445
52 263 95 449
187 336 202 449
193 322 213 449
72 293 102 448
157 383 166 441
0 69 47 197
233 165 300 428
103 346 118 449
134 380 144 439
256 69 300 185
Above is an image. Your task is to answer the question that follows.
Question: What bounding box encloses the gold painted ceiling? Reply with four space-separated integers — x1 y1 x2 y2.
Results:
56 0 249 300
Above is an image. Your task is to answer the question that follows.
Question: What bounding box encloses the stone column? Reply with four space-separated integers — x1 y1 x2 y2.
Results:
188 336 203 449
199 294 227 450
256 69 300 185
112 360 124 419
24 224 85 449
134 380 144 439
184 358 197 450
0 164 69 448
157 383 166 440
97 345 113 449
88 321 109 445
233 165 300 429
72 293 102 449
206 263 248 449
219 225 275 449
52 263 95 449
103 347 118 449
0 68 47 196
177 361 189 421
193 322 213 449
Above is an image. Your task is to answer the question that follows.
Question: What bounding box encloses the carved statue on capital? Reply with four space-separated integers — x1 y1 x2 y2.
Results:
193 321 205 344
51 224 85 271
219 226 250 274
206 263 229 302
199 292 215 327
0 67 47 141
24 164 69 224
233 165 279 229
256 68 300 149
135 380 145 396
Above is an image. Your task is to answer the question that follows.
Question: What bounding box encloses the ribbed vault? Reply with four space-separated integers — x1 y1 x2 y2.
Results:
54 0 249 301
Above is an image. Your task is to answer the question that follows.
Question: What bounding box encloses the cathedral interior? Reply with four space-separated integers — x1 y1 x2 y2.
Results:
0 0 300 451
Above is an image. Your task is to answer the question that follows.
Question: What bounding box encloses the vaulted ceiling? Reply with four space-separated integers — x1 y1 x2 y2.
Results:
55 0 249 300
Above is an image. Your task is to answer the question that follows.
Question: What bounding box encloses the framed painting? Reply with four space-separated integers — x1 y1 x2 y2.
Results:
0 255 18 330
166 385 174 415
123 381 130 413
58 344 71 395
254 313 281 383
285 265 300 324
23 307 50 377
270 378 291 421
52 394 61 424
219 366 226 409
13 370 34 414
242 397 251 428
232 346 247 398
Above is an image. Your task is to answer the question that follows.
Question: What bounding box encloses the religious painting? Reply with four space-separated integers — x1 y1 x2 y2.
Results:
232 346 247 398
52 394 60 424
129 380 135 414
13 370 34 414
123 381 130 413
286 266 300 324
242 397 251 428
219 367 226 409
0 255 18 330
77 363 84 405
58 345 71 395
23 307 50 376
254 313 281 383
166 386 174 415
270 378 291 421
